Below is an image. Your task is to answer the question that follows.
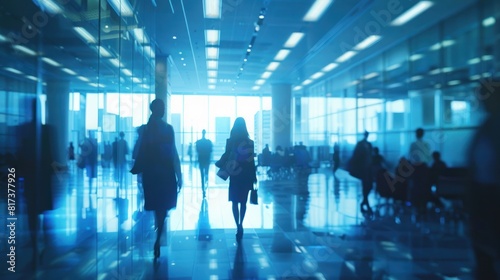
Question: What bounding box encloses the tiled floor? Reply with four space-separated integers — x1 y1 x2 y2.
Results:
1 163 475 279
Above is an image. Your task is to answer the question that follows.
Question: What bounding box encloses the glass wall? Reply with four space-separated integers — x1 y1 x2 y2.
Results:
299 0 499 169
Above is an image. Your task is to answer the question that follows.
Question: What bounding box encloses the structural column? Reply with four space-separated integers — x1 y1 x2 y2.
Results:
46 80 70 166
155 54 172 122
271 83 292 150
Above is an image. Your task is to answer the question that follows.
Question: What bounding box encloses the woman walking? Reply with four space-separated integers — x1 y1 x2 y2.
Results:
134 99 182 260
218 117 257 242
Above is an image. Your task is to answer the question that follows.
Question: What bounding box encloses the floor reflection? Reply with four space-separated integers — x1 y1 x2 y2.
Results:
0 164 475 279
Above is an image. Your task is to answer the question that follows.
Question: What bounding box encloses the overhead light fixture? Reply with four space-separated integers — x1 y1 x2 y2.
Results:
293 85 303 91
26 75 38 81
390 1 434 26
122 69 132 76
42 57 61 67
107 0 134 17
482 17 496 27
208 85 216 89
448 80 461 86
73 27 97 43
353 35 381 51
266 62 280 71
89 83 105 87
207 60 218 69
335 51 356 63
208 78 217 84
274 49 291 61
311 71 324 79
109 58 123 68
207 70 217 77
302 79 312 85
283 32 305 48
442 67 453 73
37 0 63 14
387 82 402 88
256 79 265 85
132 77 142 83
261 72 272 79
469 74 481 80
322 63 338 72
143 45 155 58
363 72 379 80
206 47 219 59
205 29 220 45
13 45 37 56
303 0 333 22
410 75 423 82
429 68 441 75
441 40 455 47
409 54 423 61
468 57 481 65
482 55 493 61
77 76 90 82
4 67 23 75
141 84 150 89
132 28 149 44
203 0 221 19
386 63 401 71
62 68 77 75
252 86 260 90
0 34 8 42
97 46 112 57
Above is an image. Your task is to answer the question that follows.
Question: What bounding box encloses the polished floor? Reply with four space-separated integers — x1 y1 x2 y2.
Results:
1 163 474 279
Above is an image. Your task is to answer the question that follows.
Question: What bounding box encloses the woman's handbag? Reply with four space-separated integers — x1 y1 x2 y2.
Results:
250 189 258 205
216 168 229 181
77 155 85 169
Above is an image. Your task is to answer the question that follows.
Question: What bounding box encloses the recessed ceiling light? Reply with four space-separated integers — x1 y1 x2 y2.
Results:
303 0 333 22
322 63 338 72
284 32 305 48
390 1 434 26
274 49 291 61
266 62 280 71
173 36 177 39
203 0 221 19
335 51 356 63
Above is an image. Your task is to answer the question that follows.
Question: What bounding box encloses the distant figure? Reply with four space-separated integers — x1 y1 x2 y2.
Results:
187 143 193 165
371 147 386 179
68 142 75 161
218 117 257 242
409 128 432 166
467 80 500 279
332 142 340 174
349 130 373 214
429 151 447 186
196 129 213 197
81 131 98 193
113 132 129 188
262 144 271 166
135 99 182 260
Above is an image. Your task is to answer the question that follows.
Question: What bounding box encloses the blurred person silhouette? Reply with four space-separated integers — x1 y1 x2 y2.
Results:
467 80 500 279
332 142 340 175
131 99 182 260
349 130 373 214
113 132 129 188
216 117 257 242
409 128 432 166
80 131 98 194
16 99 54 267
429 151 447 187
187 143 193 165
196 129 213 197
68 142 75 162
372 147 387 180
